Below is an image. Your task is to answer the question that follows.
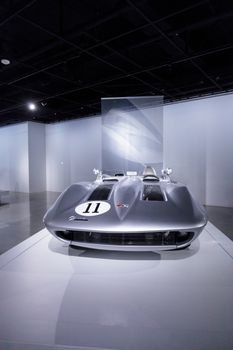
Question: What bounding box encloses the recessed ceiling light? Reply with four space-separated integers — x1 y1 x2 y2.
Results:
1 58 11 65
28 103 36 111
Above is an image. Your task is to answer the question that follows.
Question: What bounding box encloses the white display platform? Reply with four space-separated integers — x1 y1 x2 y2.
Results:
0 223 233 350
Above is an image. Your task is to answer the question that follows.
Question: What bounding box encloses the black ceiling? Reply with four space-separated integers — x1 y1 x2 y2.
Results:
1 0 233 125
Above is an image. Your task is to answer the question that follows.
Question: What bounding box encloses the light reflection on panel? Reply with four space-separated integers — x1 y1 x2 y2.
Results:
101 96 163 175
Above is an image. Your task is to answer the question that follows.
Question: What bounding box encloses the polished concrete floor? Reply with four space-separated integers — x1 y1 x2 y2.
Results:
0 191 233 255
206 205 233 240
0 191 60 254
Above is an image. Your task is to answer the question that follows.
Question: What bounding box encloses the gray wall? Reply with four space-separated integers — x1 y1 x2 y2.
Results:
0 122 46 193
28 122 46 192
46 117 101 192
163 101 207 204
164 93 233 207
205 95 233 207
0 123 29 192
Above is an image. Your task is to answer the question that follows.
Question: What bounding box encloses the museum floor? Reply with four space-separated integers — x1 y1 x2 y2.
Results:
0 191 233 255
1 192 233 349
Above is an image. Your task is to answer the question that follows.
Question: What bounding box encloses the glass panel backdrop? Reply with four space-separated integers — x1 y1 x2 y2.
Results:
101 96 164 175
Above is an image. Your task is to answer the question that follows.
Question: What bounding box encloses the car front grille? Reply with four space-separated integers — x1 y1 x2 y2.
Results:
55 230 194 246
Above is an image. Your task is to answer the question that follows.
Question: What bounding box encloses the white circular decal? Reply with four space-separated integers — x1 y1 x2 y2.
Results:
75 201 111 217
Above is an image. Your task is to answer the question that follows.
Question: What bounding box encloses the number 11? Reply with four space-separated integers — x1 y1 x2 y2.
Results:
83 202 101 214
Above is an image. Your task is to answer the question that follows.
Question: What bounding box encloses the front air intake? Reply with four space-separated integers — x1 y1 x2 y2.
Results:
142 185 164 201
88 184 113 200
55 230 194 246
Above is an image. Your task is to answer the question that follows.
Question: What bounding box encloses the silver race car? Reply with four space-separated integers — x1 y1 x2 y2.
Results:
44 166 207 251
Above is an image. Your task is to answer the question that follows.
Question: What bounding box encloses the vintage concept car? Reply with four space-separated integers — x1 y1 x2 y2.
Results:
44 166 207 251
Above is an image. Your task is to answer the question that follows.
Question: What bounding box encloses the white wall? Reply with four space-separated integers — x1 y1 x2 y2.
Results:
46 116 101 192
205 95 233 207
164 101 207 204
0 118 101 194
28 122 46 192
164 93 233 207
0 122 46 193
0 123 29 192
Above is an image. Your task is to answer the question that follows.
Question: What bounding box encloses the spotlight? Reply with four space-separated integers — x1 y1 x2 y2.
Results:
1 58 11 65
28 103 36 111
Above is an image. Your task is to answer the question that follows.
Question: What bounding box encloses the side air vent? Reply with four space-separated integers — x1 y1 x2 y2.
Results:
88 184 113 200
142 185 164 201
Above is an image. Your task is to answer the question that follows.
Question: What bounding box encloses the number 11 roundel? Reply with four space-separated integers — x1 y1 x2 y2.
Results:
75 201 111 217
